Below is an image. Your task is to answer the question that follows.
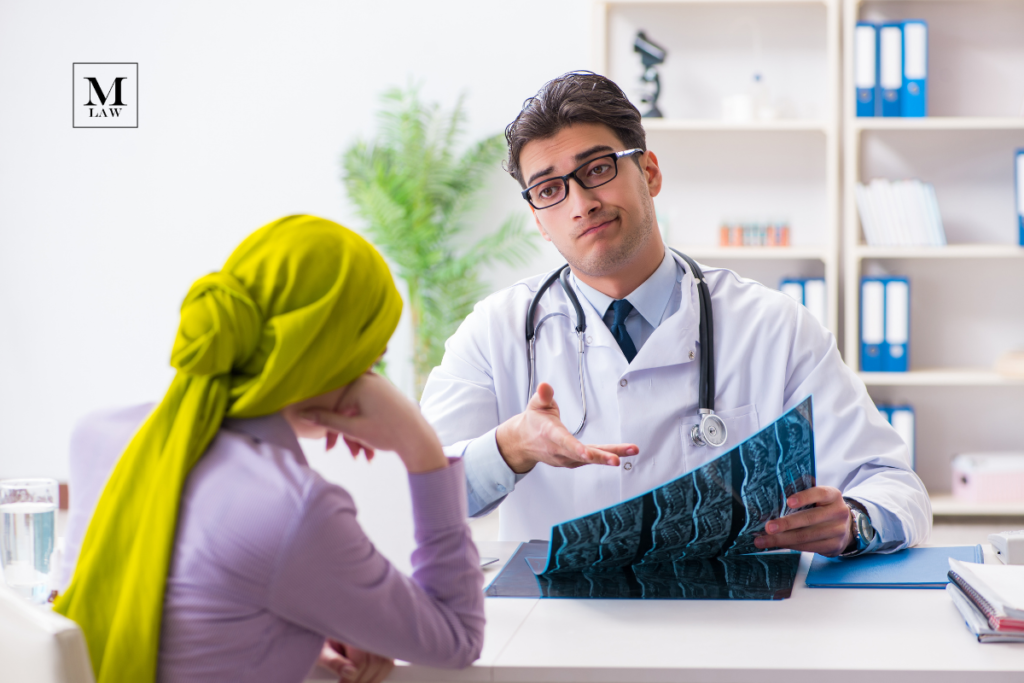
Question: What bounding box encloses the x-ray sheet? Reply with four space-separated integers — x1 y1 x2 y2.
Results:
529 396 815 576
485 541 801 600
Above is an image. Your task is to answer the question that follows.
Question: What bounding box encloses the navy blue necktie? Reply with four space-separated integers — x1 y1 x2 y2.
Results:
609 299 638 363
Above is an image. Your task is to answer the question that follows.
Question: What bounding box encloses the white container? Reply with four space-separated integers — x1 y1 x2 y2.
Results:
951 453 1024 503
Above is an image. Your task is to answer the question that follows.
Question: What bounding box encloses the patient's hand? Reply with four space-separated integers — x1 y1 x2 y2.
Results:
317 639 394 683
300 372 448 474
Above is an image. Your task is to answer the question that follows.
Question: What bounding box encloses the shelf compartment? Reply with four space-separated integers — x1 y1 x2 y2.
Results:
643 119 829 133
677 246 828 260
854 244 1024 259
854 117 1024 132
860 369 1024 386
930 493 1024 519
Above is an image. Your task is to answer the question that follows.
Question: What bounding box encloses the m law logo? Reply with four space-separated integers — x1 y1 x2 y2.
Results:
73 63 138 128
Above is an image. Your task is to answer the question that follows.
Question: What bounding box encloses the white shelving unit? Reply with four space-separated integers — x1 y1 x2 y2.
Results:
593 0 841 334
843 0 1024 515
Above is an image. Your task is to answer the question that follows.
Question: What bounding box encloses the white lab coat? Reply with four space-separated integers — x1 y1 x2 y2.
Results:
420 253 932 546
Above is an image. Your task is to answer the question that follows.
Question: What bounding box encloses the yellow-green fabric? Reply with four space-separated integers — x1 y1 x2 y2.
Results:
53 215 402 682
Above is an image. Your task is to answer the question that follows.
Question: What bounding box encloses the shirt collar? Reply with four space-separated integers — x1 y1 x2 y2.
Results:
221 412 307 465
571 249 679 326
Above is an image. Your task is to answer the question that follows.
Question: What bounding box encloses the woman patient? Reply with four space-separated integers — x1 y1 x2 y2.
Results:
55 215 484 683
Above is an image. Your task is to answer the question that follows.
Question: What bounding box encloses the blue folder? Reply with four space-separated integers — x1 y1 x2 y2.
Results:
805 545 983 589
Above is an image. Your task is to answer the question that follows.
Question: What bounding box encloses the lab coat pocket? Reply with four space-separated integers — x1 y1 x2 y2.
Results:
680 404 759 473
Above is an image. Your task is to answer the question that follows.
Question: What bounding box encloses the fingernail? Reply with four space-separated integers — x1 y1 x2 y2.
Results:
788 496 797 507
754 537 765 548
766 523 777 533
628 447 638 455
298 411 320 424
342 667 358 680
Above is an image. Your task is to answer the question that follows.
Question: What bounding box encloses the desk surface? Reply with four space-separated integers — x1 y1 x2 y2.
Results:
380 542 1024 683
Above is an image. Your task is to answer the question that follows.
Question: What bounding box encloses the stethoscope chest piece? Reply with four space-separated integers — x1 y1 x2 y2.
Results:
691 410 728 448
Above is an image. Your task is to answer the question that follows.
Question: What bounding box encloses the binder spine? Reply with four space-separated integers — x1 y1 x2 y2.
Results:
884 278 910 372
901 20 928 117
890 406 916 470
861 278 885 371
879 24 903 117
855 23 878 117
1016 149 1024 246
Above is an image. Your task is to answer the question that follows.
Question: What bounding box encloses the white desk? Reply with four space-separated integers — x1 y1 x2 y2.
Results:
379 542 1024 683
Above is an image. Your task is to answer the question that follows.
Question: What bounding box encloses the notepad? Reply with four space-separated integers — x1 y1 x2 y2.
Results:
805 545 983 588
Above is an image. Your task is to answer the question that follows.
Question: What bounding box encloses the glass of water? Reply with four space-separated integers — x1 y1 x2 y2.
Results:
1 478 58 603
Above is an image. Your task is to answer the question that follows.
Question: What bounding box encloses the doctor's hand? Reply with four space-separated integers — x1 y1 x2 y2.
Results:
496 382 638 474
753 486 854 557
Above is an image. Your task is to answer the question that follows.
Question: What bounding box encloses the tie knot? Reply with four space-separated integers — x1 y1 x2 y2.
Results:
610 299 634 326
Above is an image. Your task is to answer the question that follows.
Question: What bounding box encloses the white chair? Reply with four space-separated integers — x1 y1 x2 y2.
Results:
0 581 95 683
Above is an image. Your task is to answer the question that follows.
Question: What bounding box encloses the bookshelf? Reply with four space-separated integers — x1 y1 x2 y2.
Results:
843 0 1024 514
593 0 841 334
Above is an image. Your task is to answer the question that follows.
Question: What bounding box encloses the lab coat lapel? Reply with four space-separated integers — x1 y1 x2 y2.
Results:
628 268 701 373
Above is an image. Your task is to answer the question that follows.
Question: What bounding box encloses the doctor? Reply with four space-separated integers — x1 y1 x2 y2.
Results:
418 71 931 556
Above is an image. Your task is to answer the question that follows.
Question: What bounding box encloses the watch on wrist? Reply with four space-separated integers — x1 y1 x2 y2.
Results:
842 499 876 556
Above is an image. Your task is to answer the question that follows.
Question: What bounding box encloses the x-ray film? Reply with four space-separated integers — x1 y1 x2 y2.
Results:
486 396 815 599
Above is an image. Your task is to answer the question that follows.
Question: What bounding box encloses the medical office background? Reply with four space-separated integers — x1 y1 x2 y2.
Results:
2 0 1024 571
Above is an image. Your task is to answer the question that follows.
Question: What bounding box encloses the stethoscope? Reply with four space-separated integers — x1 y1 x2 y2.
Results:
524 247 728 449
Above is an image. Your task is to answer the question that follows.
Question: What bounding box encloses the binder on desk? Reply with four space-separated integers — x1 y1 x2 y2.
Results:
901 20 928 117
854 23 878 117
879 23 903 117
1016 149 1023 246
805 545 983 589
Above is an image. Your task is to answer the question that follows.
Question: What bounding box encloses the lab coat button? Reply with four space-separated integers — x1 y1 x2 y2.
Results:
619 378 628 387
586 335 594 345
623 462 633 471
689 350 695 360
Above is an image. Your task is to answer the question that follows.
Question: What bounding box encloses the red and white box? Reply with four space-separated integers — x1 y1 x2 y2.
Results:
951 453 1024 503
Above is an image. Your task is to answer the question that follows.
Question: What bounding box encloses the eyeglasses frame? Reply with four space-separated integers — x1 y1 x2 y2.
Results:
520 148 644 210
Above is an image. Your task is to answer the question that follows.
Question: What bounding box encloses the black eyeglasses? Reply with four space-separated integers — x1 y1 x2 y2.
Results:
521 148 644 210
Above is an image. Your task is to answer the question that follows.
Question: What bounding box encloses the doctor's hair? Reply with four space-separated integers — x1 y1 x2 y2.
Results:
504 71 646 188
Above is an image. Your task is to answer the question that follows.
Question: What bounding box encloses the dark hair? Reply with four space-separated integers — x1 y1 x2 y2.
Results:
504 71 646 188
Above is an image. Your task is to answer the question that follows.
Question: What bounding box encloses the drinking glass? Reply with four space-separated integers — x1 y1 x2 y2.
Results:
1 478 58 603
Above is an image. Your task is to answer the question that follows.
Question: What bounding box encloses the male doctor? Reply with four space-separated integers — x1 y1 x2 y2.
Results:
418 71 931 556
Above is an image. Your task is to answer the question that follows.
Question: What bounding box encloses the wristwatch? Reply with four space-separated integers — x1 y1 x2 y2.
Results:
841 498 876 556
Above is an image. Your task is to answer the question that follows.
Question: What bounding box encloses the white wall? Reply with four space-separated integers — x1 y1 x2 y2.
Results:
0 0 587 481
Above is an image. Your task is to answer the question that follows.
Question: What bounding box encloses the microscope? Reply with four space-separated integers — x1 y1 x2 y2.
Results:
634 31 667 118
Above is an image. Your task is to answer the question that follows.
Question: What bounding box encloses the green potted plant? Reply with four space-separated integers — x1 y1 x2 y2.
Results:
343 86 536 397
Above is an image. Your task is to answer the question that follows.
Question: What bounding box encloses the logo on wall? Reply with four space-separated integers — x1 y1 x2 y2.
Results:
73 63 138 128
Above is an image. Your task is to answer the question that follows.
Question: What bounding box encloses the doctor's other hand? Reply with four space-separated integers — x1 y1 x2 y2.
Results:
299 372 448 475
495 382 638 474
753 486 854 557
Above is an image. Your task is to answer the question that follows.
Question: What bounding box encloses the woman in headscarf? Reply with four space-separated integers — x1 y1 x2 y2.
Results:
55 215 485 683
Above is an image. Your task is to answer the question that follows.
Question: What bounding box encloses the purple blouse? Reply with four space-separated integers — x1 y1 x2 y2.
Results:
61 404 485 682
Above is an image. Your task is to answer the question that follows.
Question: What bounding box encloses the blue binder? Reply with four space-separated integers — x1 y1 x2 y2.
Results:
860 278 885 371
854 23 878 117
876 403 916 469
901 20 928 117
861 277 910 372
879 23 903 117
806 545 984 589
1016 149 1023 246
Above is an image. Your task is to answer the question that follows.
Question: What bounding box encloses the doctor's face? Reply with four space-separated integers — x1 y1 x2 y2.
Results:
519 122 663 278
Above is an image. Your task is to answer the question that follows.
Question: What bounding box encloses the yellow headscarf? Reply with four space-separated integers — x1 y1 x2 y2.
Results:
54 215 403 682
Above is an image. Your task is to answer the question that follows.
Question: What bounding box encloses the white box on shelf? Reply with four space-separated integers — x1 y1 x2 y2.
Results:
951 453 1024 503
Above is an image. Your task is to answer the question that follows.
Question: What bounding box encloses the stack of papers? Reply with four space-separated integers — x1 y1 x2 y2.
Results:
855 179 947 247
947 558 1024 643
